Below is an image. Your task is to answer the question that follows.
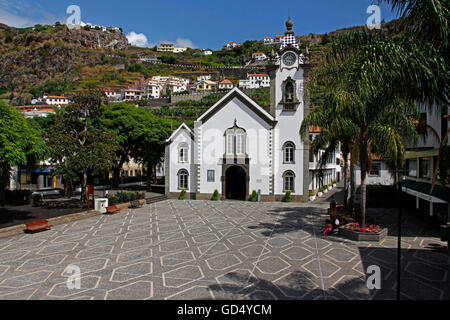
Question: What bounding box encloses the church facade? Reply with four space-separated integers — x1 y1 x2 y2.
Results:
165 20 314 202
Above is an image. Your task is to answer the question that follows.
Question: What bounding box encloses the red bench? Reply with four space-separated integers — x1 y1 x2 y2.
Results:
105 205 120 215
25 220 52 233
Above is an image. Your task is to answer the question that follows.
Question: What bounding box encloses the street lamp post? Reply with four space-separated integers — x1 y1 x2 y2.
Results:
394 166 406 300
396 178 402 300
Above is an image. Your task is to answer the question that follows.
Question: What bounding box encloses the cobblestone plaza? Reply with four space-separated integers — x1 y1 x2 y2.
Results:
0 200 448 300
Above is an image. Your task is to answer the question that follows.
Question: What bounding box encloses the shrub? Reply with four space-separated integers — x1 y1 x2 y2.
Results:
108 191 144 205
179 189 186 200
252 190 258 202
309 190 314 197
212 190 219 201
323 185 328 190
5 34 13 43
318 188 323 194
285 191 291 203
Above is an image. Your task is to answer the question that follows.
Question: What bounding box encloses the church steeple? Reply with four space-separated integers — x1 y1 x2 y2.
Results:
285 18 294 35
280 17 299 50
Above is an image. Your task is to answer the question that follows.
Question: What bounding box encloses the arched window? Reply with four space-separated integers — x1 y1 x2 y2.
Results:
226 132 234 155
178 143 188 163
285 82 294 102
178 169 189 190
280 77 299 111
236 129 246 155
224 120 247 156
283 142 295 164
283 171 295 192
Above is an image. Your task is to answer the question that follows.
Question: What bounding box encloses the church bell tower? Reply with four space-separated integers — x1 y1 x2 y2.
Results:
268 18 311 201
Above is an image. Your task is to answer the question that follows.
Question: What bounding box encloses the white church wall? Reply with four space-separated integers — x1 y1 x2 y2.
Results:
197 97 273 195
168 129 195 194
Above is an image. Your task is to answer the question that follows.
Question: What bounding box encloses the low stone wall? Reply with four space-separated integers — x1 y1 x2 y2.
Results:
166 192 308 203
339 227 388 242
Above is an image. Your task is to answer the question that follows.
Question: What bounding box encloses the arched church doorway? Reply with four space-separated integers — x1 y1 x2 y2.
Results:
225 166 247 200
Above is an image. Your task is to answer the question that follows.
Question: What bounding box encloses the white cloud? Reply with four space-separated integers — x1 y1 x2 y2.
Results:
0 1 61 28
174 38 196 49
126 31 152 47
127 31 196 49
0 8 33 27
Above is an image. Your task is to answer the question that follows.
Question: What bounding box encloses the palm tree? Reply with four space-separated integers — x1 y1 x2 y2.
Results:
381 0 449 193
380 0 449 51
302 29 448 227
300 94 358 209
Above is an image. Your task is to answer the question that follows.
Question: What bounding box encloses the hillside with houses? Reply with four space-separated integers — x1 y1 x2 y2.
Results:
0 18 403 109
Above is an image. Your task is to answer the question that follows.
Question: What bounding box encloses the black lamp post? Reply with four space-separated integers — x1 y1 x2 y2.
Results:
396 179 402 300
395 167 406 300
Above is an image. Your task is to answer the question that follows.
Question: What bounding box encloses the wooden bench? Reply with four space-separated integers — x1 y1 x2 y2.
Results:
105 205 120 215
129 200 143 209
25 220 52 233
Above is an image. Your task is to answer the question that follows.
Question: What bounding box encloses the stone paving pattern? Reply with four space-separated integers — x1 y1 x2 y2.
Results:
0 199 448 300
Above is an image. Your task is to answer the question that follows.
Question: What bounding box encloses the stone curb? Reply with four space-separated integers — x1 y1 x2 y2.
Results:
0 199 147 239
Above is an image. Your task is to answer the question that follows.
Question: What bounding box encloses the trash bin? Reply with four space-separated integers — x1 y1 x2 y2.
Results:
95 198 109 213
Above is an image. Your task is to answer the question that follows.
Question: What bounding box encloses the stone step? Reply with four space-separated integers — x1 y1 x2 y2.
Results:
146 195 167 204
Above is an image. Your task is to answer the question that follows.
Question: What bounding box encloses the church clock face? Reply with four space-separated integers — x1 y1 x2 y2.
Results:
282 52 297 67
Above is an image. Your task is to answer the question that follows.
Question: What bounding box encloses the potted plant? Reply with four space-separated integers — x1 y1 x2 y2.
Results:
317 188 323 197
309 190 315 202
323 185 329 193
333 180 337 188
212 189 219 201
285 191 292 203
179 189 186 200
328 183 333 190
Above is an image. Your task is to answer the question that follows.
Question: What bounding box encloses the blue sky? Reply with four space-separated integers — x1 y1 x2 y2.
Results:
0 0 399 49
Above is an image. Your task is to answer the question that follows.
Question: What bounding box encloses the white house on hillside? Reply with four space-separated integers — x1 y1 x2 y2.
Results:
263 37 273 45
252 52 268 61
239 74 270 89
44 96 70 105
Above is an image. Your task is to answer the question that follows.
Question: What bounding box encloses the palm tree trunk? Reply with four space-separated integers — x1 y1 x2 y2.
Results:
350 155 356 210
343 154 349 208
360 168 367 227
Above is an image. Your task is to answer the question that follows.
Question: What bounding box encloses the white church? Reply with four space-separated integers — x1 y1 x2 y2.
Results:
165 19 338 202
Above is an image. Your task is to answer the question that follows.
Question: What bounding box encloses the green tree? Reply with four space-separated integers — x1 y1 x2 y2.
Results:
47 89 118 201
303 30 447 227
137 117 173 186
0 100 47 205
100 103 167 188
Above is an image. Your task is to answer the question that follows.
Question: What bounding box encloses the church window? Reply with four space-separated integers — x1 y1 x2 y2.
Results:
285 82 294 102
178 169 189 190
283 142 295 163
236 131 246 155
283 171 295 192
280 77 299 110
226 133 235 154
178 143 188 163
225 121 247 156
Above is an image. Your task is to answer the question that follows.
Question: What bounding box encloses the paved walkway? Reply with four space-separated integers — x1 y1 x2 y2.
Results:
0 197 448 300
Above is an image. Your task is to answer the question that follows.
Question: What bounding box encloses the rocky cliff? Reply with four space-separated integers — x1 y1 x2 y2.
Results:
0 24 129 93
